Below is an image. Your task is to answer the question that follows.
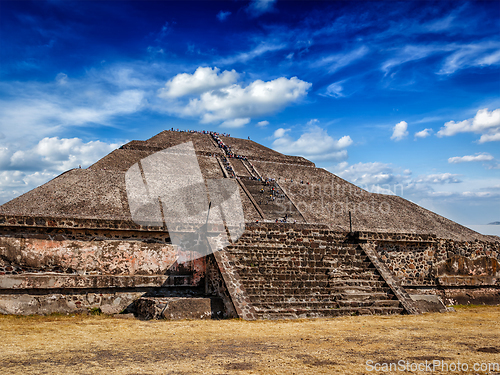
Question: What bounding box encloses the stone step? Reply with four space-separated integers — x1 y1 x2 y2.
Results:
228 250 366 259
235 256 371 263
243 280 390 295
252 299 400 310
237 274 381 285
254 306 405 319
235 232 349 239
234 235 346 242
232 241 353 247
234 257 368 264
245 291 393 300
246 292 395 303
245 290 392 298
232 238 346 244
234 251 368 259
236 272 379 282
234 261 372 270
238 271 383 282
235 262 372 270
371 299 402 307
243 287 391 296
228 245 363 253
231 234 354 240
243 284 392 295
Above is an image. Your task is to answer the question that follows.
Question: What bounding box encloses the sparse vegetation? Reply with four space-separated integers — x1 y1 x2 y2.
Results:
0 306 498 374
88 307 103 315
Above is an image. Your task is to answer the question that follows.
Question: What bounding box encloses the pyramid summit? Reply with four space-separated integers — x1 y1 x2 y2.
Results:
0 130 498 318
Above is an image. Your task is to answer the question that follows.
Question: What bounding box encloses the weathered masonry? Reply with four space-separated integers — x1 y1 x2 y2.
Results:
0 130 498 318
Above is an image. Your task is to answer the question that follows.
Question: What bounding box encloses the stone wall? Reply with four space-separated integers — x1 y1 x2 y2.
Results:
356 232 500 305
0 222 206 277
1 220 498 316
362 232 500 287
205 253 237 318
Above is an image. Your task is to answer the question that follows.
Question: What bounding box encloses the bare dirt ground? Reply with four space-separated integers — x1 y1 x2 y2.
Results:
0 306 499 375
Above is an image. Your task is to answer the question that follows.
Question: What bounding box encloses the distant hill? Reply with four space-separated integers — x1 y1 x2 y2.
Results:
488 221 500 225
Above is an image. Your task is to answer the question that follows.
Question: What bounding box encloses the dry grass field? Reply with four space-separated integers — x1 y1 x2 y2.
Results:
0 306 499 375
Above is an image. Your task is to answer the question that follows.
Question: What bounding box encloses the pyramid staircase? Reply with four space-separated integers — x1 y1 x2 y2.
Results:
222 158 304 222
240 179 304 222
224 229 404 319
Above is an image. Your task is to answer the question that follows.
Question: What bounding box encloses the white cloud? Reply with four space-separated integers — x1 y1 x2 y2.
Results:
257 120 269 127
479 133 500 143
391 121 408 141
448 153 494 164
382 45 446 74
220 118 250 128
273 128 290 138
438 119 471 136
0 137 120 204
96 65 160 89
2 137 119 172
414 116 446 124
335 162 399 187
0 83 145 142
381 42 500 76
332 163 463 197
437 108 500 142
158 67 239 98
0 170 58 204
461 191 499 198
330 160 500 226
424 14 455 32
246 0 276 17
56 72 68 85
217 11 231 22
166 74 311 124
216 42 287 65
272 124 352 161
414 173 462 184
439 42 500 75
414 128 432 139
324 81 345 98
314 46 369 73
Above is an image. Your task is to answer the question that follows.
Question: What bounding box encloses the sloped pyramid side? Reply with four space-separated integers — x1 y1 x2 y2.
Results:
0 130 495 242
250 160 490 241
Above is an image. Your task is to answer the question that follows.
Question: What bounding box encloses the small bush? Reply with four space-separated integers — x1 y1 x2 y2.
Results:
88 307 103 315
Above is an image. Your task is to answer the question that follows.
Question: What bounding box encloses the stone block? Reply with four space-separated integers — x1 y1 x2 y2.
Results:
409 294 448 313
135 297 213 320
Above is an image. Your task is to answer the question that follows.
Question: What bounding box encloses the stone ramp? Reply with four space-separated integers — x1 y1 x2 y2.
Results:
231 159 252 178
240 179 304 222
224 225 405 319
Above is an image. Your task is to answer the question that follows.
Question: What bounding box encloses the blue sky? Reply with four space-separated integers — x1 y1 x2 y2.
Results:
0 0 499 234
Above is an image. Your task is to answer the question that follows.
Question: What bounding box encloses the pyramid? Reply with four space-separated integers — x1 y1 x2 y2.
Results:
0 130 498 318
